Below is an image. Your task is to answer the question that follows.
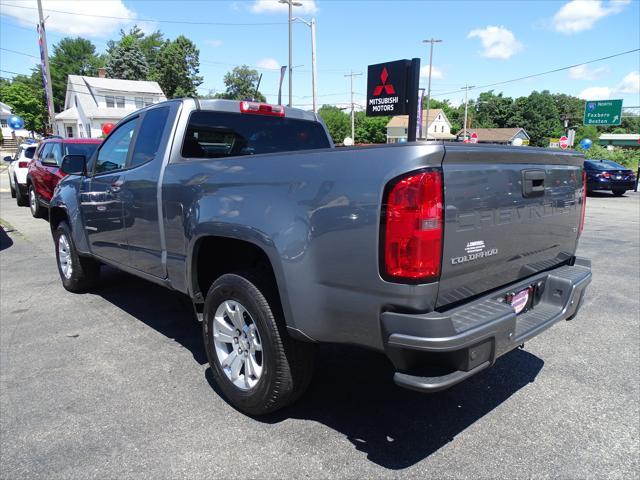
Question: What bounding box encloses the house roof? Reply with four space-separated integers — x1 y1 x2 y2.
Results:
386 109 446 128
55 106 79 121
455 127 529 142
0 101 12 115
61 75 165 121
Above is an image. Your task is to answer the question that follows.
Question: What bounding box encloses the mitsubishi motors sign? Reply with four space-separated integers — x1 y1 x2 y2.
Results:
366 60 411 116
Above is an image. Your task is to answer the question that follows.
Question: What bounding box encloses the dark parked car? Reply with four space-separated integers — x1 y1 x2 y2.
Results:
584 159 636 196
26 138 102 217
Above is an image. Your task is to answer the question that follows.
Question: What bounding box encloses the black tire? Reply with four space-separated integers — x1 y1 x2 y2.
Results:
53 221 100 293
612 188 625 196
15 180 27 206
9 175 16 198
203 270 316 415
28 184 45 218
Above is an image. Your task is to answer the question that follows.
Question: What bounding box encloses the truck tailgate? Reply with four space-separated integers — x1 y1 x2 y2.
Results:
436 145 585 308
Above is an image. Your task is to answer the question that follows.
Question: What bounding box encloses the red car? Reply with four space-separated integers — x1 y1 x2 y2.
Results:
27 137 102 218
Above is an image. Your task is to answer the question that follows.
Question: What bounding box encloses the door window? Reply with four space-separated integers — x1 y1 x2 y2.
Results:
95 119 138 174
130 107 170 167
39 144 54 164
50 144 63 166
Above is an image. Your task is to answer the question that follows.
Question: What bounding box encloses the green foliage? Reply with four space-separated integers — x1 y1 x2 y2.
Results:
424 98 463 133
0 77 46 133
578 144 640 169
48 37 103 111
317 105 350 144
474 91 514 128
214 65 266 102
153 35 203 98
509 91 563 147
105 31 149 80
574 125 599 147
354 112 389 144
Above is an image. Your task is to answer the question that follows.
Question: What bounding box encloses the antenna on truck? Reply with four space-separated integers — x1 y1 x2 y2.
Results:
253 74 263 102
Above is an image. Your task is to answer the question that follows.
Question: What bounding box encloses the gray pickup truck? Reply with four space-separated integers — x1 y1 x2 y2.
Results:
50 98 591 415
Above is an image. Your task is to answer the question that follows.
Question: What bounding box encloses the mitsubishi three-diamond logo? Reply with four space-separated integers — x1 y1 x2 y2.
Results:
373 68 396 97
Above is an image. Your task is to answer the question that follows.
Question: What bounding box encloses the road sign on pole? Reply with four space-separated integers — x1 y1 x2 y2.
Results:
559 136 569 150
470 132 478 144
583 99 623 126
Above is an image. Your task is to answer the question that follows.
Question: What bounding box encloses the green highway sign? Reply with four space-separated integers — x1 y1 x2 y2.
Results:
583 99 623 126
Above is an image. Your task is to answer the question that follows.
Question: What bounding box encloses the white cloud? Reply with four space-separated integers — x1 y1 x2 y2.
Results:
578 86 612 99
256 58 281 70
552 0 631 34
568 64 609 80
616 71 640 94
1 0 136 37
205 39 224 48
420 65 443 80
467 26 523 59
250 0 318 14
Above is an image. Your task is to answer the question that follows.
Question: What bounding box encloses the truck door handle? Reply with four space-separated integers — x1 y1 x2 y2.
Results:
522 170 545 198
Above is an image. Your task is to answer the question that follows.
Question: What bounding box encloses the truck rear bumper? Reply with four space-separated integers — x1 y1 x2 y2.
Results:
381 257 591 393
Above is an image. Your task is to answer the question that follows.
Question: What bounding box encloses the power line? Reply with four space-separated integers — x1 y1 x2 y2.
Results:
433 48 640 98
0 47 39 59
0 2 288 26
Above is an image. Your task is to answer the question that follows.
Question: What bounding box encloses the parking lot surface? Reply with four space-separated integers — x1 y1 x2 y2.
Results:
1 174 638 478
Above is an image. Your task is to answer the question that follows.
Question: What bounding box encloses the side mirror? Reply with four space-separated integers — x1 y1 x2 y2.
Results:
60 154 87 176
3 156 12 163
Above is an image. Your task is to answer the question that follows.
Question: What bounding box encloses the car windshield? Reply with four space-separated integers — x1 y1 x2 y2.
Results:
585 160 627 170
65 143 100 159
182 111 331 158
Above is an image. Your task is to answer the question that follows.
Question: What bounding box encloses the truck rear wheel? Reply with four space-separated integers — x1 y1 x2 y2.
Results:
53 221 100 292
203 270 316 415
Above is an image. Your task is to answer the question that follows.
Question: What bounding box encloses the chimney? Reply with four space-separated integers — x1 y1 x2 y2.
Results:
98 68 107 78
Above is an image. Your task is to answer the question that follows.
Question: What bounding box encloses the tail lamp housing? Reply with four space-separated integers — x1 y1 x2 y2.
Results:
381 169 443 283
18 161 29 169
578 170 586 237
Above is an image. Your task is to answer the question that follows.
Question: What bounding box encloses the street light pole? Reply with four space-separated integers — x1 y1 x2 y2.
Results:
293 17 318 113
422 38 442 139
344 71 362 142
462 84 475 141
279 0 302 107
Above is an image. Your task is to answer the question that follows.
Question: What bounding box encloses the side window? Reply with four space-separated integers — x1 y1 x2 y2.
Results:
40 144 54 164
130 107 170 168
50 144 63 165
95 119 138 174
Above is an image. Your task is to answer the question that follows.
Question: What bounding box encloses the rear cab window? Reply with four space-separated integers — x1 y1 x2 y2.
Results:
181 111 330 159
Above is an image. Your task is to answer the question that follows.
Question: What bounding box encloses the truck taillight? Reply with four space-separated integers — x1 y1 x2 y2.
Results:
382 170 443 282
18 161 28 169
579 171 586 237
240 101 285 117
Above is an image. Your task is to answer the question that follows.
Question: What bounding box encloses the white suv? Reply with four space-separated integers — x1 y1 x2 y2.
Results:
5 143 38 206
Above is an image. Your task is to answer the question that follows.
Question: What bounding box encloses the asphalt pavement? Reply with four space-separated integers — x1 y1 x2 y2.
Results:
0 170 638 479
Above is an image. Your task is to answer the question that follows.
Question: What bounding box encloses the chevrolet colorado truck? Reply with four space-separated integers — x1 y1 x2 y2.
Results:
49 98 591 415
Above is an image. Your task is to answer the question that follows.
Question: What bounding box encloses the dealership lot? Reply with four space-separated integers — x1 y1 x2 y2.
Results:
0 177 638 478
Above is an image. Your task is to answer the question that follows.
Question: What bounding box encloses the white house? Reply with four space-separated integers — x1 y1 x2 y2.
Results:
55 71 166 138
386 109 456 143
1 101 33 146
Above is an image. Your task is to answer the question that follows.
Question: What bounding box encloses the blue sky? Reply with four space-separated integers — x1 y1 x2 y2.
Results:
1 0 639 110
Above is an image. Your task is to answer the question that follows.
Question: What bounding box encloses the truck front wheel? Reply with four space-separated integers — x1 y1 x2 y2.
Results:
54 221 100 292
203 270 316 415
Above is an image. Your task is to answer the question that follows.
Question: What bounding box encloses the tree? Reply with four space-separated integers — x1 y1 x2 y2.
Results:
0 77 46 133
215 65 266 102
474 91 514 128
423 98 463 133
317 105 350 144
354 112 388 143
108 25 164 77
509 90 563 147
48 37 103 111
153 35 203 98
105 34 149 80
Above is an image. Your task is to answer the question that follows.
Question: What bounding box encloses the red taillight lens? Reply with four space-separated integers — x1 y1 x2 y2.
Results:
18 161 28 169
598 171 611 179
383 170 443 282
578 171 586 237
240 101 285 117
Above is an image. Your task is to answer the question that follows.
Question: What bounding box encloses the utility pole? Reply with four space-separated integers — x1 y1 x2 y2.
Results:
344 71 362 142
293 17 318 113
37 0 55 132
462 84 475 141
279 0 302 107
422 38 442 138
